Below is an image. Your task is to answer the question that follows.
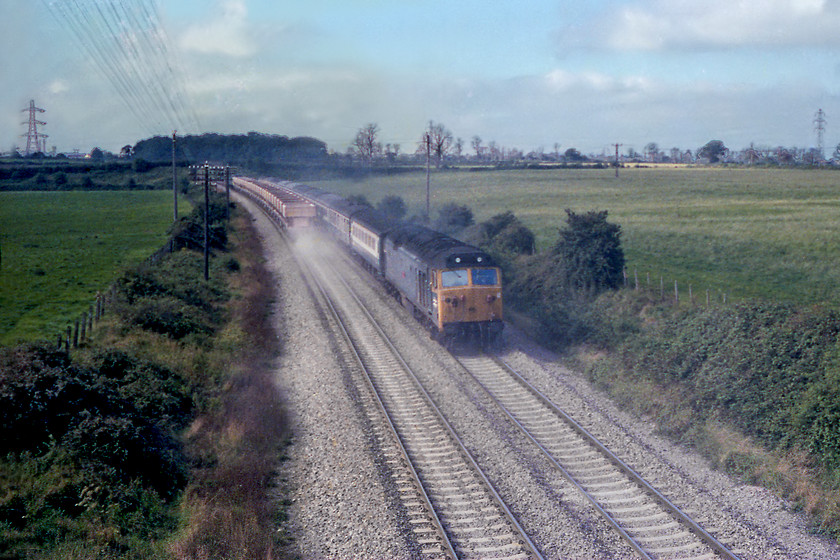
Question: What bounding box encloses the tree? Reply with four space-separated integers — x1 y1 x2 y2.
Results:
347 194 372 208
425 121 453 167
644 142 659 162
352 123 381 164
669 147 681 163
376 195 406 223
384 143 401 163
434 203 473 233
453 137 464 160
564 148 583 162
471 136 483 160
698 140 728 163
552 209 624 293
120 145 133 158
478 211 535 257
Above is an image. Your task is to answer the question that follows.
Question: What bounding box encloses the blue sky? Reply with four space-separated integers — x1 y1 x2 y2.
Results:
3 0 840 156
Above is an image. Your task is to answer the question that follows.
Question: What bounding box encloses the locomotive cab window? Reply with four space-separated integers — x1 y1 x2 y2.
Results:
441 269 469 287
472 268 499 286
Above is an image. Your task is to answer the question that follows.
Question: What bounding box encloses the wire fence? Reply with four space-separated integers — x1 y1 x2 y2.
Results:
55 238 176 352
52 182 223 352
623 267 730 307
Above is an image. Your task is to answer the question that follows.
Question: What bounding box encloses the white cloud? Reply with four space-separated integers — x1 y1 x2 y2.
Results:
545 69 654 93
48 80 69 95
579 0 840 51
179 0 257 57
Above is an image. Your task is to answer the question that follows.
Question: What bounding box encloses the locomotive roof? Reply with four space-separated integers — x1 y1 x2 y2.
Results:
387 223 495 268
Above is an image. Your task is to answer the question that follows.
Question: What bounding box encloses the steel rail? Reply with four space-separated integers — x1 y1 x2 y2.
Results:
314 251 545 560
456 352 742 560
240 192 458 559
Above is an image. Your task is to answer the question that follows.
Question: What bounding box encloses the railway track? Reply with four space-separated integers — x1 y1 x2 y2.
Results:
294 227 745 559
235 185 838 560
454 353 742 560
294 233 544 560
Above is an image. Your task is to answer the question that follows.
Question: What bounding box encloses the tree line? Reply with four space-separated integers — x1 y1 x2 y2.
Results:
131 132 328 165
349 122 840 167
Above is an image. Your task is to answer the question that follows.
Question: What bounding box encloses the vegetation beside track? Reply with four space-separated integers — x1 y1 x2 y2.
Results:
0 193 289 558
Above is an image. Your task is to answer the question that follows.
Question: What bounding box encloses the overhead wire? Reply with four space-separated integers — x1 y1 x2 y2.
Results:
47 0 156 134
42 0 200 139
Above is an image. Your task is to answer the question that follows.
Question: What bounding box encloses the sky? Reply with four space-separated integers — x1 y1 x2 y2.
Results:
3 0 840 156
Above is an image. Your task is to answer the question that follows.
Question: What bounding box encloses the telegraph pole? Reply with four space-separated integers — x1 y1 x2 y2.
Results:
172 131 178 221
612 143 623 178
203 163 210 281
224 165 231 221
425 132 431 221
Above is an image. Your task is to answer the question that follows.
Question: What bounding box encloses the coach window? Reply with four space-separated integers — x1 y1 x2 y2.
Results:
441 269 469 287
472 268 499 286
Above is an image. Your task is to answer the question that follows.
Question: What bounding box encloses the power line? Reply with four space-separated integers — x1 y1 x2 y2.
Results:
42 0 200 136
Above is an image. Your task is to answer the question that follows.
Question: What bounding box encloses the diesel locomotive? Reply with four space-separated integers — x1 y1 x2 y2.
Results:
232 177 504 346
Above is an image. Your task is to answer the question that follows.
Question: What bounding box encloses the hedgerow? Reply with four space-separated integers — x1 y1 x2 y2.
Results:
0 190 257 558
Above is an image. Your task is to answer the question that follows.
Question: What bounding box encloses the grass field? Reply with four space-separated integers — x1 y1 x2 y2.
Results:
0 190 190 345
311 166 840 306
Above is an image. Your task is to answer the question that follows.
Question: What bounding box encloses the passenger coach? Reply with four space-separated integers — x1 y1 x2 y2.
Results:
234 177 504 346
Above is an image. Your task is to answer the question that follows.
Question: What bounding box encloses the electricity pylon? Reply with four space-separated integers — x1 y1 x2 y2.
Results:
21 99 48 155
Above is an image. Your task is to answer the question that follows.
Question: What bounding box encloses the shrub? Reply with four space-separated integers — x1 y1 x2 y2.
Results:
552 209 624 293
434 203 473 233
376 195 406 223
126 295 214 339
0 344 190 495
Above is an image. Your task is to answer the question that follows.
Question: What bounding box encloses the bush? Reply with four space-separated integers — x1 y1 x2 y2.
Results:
0 345 191 492
617 302 840 467
0 343 192 556
470 211 535 262
376 195 406 224
552 209 624 293
126 295 214 339
434 203 474 233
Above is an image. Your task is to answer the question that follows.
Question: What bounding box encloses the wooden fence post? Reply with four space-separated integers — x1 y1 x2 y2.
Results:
80 313 86 343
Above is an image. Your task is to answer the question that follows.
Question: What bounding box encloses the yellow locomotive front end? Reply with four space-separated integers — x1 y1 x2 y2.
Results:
432 265 503 345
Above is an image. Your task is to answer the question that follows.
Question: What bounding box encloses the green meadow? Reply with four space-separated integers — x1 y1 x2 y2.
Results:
0 190 188 344
312 166 840 306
